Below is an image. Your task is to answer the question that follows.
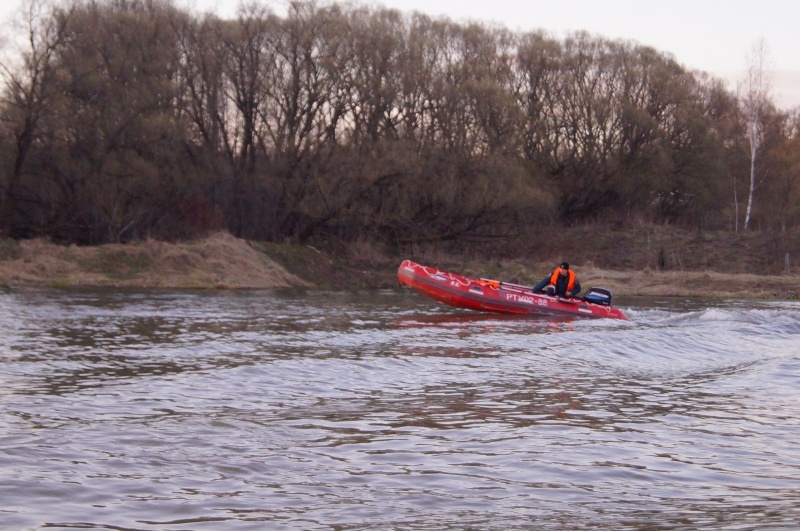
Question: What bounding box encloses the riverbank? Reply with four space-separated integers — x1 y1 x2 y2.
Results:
1 232 799 299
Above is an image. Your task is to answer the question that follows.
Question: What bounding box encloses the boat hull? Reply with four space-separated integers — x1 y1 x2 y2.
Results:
397 260 628 320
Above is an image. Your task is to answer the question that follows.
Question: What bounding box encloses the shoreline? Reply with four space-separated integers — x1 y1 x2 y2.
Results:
1 233 799 300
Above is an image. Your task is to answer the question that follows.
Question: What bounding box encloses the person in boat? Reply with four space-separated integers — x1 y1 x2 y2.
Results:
531 262 582 298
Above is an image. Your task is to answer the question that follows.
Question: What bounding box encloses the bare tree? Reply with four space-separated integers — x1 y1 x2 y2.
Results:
771 111 800 231
2 0 795 246
0 0 69 236
740 38 771 231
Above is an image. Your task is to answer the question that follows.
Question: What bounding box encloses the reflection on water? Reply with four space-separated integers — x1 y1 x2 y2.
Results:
1 288 799 529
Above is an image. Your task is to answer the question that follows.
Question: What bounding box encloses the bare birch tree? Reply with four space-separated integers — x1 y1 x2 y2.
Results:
741 38 771 230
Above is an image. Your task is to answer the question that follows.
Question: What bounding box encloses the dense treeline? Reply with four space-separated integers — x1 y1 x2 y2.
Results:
1 0 799 248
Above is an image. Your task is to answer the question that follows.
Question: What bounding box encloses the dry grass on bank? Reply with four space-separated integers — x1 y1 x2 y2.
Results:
565 264 799 299
0 232 310 289
0 231 799 299
448 258 800 300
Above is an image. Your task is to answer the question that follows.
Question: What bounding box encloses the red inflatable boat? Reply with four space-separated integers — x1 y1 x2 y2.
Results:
397 260 628 320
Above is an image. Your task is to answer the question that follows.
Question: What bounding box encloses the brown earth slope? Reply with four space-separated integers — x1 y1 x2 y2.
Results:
0 230 799 299
0 233 310 289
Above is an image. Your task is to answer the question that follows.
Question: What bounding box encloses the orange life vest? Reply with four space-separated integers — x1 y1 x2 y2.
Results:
549 268 576 291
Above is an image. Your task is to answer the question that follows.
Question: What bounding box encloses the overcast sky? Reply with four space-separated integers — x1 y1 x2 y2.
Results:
4 0 799 108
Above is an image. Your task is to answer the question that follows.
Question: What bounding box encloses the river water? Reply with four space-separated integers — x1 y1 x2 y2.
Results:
1 287 799 530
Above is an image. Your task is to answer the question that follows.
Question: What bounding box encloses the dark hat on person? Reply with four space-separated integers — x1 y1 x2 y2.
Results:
560 261 569 269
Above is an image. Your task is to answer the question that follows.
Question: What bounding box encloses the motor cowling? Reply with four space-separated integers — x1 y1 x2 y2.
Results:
584 287 612 306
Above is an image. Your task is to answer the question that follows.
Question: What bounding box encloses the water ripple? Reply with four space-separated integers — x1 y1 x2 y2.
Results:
1 289 799 529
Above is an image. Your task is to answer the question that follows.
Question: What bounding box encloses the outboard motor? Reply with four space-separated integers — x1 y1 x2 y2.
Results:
584 287 613 306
